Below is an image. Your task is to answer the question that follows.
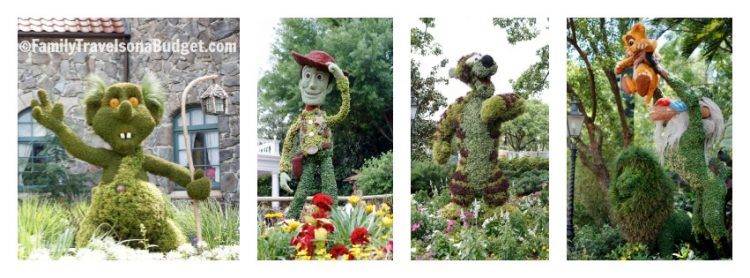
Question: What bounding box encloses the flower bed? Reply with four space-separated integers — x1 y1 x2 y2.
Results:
18 197 239 260
411 189 548 260
258 193 393 260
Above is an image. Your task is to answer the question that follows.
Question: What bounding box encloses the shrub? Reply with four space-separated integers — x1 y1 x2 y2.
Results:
510 169 548 196
570 224 625 260
356 151 393 195
411 159 454 195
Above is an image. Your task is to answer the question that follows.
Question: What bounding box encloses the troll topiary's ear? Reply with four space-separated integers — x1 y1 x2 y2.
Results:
140 71 166 124
83 75 107 126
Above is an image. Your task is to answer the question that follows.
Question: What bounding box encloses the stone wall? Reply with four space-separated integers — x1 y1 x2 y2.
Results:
17 18 240 200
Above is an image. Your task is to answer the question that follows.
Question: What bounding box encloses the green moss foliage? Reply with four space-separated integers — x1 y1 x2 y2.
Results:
663 76 727 243
609 146 673 245
432 53 526 207
279 71 349 219
30 77 212 252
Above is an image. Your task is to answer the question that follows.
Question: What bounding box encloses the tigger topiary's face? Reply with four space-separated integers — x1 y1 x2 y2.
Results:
449 52 498 84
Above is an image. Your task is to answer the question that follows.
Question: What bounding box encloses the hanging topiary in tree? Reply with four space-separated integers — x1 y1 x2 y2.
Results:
432 53 525 207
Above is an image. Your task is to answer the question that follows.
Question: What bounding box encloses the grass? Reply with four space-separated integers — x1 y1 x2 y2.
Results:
18 196 239 260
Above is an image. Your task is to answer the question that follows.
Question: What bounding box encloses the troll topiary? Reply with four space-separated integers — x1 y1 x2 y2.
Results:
278 50 350 219
656 76 729 245
609 146 691 256
30 74 211 251
432 53 526 207
614 23 668 107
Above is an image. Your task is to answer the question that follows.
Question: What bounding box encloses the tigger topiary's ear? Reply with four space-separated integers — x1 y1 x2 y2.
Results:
83 75 107 126
140 71 166 124
448 67 457 78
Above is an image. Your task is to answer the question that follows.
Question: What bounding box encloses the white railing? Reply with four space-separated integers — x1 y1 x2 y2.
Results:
499 150 549 159
258 137 280 156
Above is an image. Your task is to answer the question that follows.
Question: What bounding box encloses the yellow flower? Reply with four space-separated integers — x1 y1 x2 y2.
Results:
314 227 329 241
348 195 361 205
365 204 376 214
375 210 385 218
380 203 391 212
380 216 393 227
264 212 283 219
282 220 301 233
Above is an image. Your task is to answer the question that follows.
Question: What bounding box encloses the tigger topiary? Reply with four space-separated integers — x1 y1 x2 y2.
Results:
432 53 526 207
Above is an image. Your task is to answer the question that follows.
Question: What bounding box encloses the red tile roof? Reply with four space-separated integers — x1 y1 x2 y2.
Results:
18 18 125 34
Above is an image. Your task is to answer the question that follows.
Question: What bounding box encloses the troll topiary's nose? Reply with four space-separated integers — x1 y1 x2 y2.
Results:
480 55 495 67
117 101 133 121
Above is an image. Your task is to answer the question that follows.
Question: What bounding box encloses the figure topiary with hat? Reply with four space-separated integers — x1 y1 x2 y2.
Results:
278 50 350 219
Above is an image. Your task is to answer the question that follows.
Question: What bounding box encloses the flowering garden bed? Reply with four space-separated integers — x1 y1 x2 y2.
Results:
258 193 393 260
18 197 239 260
411 189 548 260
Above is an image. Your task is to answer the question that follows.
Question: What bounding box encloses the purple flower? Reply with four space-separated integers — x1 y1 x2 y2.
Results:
445 219 455 233
412 222 422 232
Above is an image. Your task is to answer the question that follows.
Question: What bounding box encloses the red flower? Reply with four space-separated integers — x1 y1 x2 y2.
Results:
350 227 370 245
291 224 316 256
312 209 328 219
329 244 349 259
312 193 333 212
381 240 393 253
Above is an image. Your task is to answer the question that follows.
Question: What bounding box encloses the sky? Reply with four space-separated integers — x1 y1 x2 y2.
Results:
254 17 551 121
411 17 550 120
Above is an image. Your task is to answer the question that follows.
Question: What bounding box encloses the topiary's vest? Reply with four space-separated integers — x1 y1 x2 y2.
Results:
297 108 333 156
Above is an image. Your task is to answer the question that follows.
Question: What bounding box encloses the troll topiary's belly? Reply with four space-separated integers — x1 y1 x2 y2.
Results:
462 98 497 190
88 179 169 245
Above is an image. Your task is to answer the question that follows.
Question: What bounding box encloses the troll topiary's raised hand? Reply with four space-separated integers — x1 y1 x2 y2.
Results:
31 74 211 251
278 50 350 219
432 53 525 207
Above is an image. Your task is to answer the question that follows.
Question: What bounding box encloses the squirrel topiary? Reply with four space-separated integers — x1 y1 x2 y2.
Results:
31 74 211 251
432 53 526 207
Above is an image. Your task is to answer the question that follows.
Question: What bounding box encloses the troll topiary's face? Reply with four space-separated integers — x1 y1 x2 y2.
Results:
85 76 165 156
299 65 334 105
450 52 498 85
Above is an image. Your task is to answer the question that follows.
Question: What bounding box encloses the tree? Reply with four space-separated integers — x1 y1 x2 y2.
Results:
500 99 548 151
567 18 637 192
494 18 549 99
411 18 449 160
258 18 393 186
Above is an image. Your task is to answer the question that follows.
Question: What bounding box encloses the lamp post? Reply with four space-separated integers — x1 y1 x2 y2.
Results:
180 74 229 243
567 98 585 251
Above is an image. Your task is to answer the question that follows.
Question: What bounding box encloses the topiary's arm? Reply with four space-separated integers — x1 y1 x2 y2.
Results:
31 89 115 167
432 102 461 164
325 63 350 125
144 154 193 186
279 117 301 173
144 154 211 200
481 94 526 124
615 56 634 75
